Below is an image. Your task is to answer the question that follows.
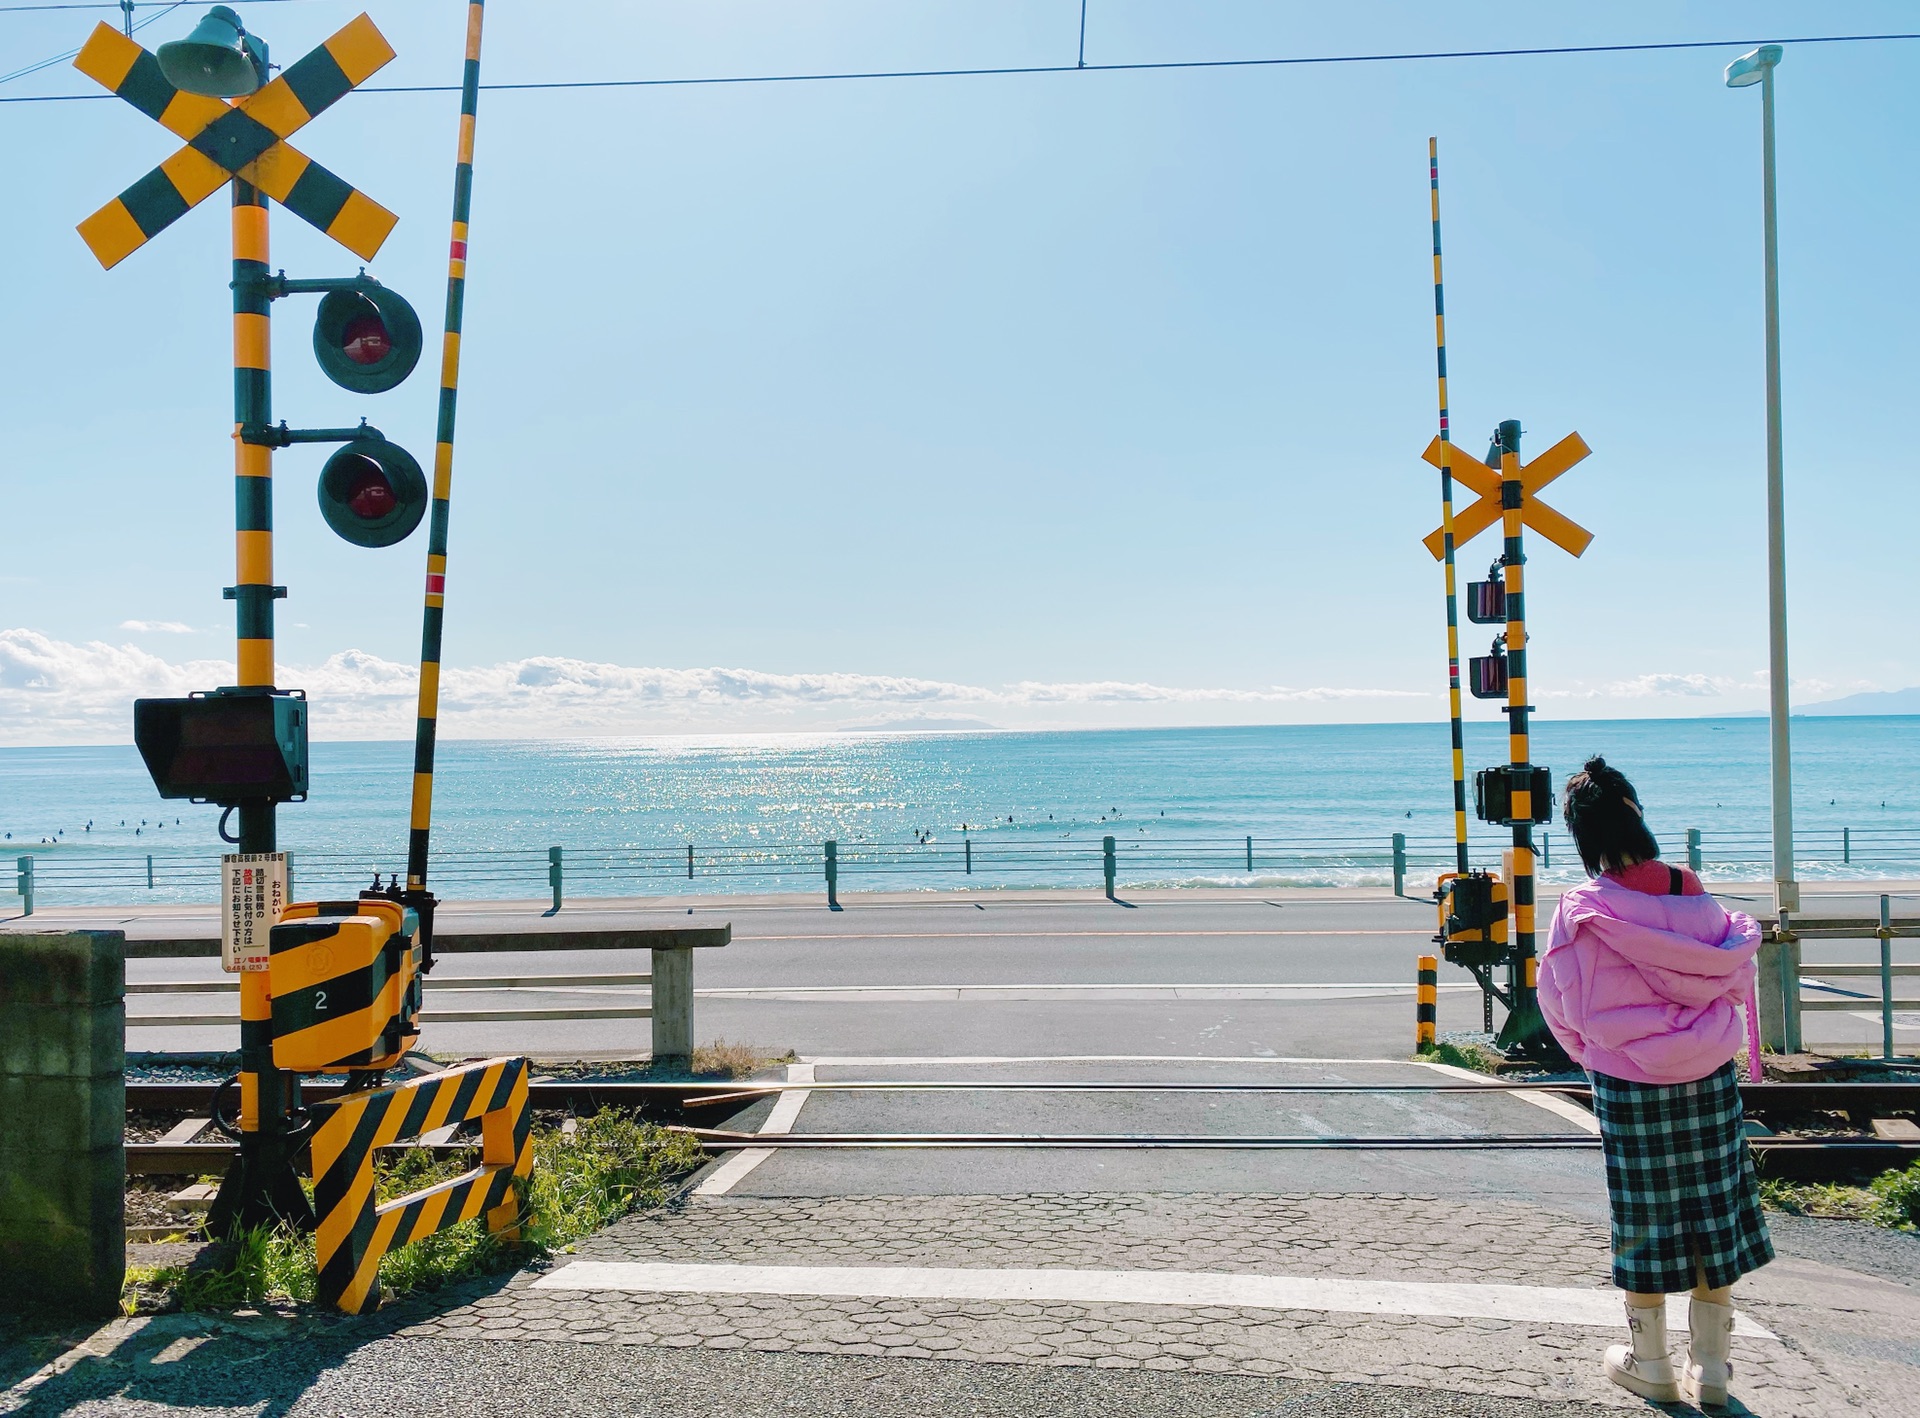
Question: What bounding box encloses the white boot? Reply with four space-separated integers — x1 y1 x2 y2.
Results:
1605 1298 1680 1402
1683 1297 1737 1409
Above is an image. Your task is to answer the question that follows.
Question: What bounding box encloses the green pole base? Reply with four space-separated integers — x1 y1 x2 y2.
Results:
205 1143 316 1238
1494 996 1571 1068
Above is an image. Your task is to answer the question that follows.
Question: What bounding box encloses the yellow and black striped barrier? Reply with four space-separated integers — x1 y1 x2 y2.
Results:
310 1055 530 1314
1416 954 1439 1049
1427 137 1471 882
406 0 488 896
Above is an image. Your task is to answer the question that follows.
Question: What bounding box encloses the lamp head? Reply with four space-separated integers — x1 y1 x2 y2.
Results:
1724 44 1782 89
157 5 269 98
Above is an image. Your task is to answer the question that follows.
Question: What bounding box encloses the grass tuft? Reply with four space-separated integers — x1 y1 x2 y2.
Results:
1759 1161 1920 1232
691 1039 794 1079
123 1110 702 1316
1417 1040 1505 1075
1868 1158 1920 1229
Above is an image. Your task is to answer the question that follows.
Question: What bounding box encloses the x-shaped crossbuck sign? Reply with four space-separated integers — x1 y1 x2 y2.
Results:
74 14 397 270
1419 432 1594 561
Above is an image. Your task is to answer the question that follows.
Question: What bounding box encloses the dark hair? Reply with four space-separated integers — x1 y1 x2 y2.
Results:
1562 756 1660 877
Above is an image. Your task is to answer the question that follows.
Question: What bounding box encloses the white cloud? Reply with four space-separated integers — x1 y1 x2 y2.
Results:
0 629 234 742
1545 671 1758 700
0 629 1432 744
118 620 197 634
1597 673 1736 699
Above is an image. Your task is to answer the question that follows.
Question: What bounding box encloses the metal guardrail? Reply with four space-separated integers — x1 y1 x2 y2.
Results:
14 827 1920 912
125 970 655 1029
1782 895 1920 1062
117 925 728 1066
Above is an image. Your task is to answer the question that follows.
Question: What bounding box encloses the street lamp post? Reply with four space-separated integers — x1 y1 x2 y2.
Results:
1725 43 1798 917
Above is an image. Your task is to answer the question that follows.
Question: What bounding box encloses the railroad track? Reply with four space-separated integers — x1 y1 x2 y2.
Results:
124 1077 1920 1183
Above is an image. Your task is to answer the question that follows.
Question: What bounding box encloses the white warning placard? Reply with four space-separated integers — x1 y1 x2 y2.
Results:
222 852 288 973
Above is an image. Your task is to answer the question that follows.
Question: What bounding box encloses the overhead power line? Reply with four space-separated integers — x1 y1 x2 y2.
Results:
0 0 178 85
0 0 315 11
3 29 1917 103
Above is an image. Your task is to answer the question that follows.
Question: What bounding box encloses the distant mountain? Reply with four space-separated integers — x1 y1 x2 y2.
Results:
1795 687 1920 716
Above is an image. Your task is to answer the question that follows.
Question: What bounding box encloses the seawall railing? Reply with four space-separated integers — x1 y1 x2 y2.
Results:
11 826 1920 913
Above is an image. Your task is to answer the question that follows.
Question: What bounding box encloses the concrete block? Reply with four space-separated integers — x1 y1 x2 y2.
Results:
650 945 693 1071
0 1003 34 1076
0 931 124 1008
1756 936 1801 1055
22 1075 121 1153
0 930 125 1317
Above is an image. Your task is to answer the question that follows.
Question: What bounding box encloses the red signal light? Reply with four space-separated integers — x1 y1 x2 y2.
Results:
340 313 392 366
340 458 397 518
317 438 428 548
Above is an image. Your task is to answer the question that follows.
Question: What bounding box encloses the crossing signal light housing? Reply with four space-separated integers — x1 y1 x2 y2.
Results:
313 285 422 395
1465 579 1506 625
1475 765 1554 827
1468 646 1508 699
133 689 308 804
318 437 428 547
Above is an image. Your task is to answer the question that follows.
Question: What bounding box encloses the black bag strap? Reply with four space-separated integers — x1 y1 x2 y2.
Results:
1668 865 1684 895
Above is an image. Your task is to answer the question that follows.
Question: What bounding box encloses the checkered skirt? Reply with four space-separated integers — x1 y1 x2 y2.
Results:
1590 1062 1774 1293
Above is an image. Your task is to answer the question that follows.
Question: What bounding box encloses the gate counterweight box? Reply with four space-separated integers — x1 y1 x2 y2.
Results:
270 897 423 1072
1436 869 1509 968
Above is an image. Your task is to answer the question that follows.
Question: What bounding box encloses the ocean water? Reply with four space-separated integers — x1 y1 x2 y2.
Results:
3 718 1916 903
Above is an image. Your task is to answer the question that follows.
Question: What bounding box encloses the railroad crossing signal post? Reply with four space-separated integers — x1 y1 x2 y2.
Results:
1421 421 1592 1059
78 9 426 1233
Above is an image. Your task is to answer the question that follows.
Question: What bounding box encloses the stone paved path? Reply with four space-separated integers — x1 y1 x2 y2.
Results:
397 1190 1878 1414
8 1053 1913 1417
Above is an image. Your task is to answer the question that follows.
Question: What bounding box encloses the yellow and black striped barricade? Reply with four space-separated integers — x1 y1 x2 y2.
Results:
309 1056 531 1314
1416 954 1439 1048
270 898 423 1073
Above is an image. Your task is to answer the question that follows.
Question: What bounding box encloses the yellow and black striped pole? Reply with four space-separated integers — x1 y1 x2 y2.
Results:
406 0 486 895
1428 139 1470 879
1416 953 1438 1049
211 177 310 1234
1494 419 1542 1046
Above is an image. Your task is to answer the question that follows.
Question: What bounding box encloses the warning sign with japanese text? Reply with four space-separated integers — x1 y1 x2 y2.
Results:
221 853 288 973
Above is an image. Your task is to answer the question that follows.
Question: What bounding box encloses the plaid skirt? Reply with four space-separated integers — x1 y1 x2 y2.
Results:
1590 1062 1774 1293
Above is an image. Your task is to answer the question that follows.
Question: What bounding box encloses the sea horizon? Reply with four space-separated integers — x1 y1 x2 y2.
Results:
5 716 1916 904
9 707 1916 753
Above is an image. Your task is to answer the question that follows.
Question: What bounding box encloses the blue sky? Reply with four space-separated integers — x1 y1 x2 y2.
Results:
1 1 1916 742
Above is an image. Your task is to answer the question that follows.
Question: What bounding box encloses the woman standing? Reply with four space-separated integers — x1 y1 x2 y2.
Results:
1537 757 1772 1410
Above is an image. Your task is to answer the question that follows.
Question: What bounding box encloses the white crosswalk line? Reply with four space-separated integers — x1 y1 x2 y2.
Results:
532 1261 1774 1338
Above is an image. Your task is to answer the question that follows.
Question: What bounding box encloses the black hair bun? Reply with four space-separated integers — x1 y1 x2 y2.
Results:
1583 755 1608 776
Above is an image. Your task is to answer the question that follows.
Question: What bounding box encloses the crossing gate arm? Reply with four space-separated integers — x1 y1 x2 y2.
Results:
309 1055 531 1314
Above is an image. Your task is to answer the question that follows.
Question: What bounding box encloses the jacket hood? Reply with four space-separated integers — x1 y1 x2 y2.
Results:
1548 876 1761 1008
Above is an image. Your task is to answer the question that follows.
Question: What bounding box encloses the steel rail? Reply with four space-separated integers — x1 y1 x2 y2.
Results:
124 1131 1920 1169
680 1129 1600 1150
124 1078 1920 1114
679 1080 1603 1108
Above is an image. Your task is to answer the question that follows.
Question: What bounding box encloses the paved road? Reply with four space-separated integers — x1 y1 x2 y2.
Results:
39 885 1905 1059
80 890 1482 1059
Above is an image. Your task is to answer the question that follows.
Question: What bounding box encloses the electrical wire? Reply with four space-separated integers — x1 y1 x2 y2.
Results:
2 26 1917 101
0 0 177 83
0 0 316 10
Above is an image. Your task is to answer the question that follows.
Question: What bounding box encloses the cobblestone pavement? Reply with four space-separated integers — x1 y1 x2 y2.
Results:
393 1192 1896 1416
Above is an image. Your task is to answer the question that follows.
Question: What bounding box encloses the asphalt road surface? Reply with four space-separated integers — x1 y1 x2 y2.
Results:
67 884 1911 1060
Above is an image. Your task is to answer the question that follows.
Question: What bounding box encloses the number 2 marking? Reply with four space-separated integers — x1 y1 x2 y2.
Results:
315 990 328 1012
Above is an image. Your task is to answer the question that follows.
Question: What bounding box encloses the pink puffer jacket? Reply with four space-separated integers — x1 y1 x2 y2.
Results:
1537 875 1761 1085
